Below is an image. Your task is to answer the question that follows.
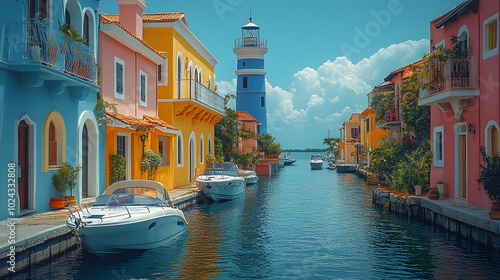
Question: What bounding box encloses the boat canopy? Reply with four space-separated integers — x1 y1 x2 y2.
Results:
203 162 240 176
311 154 323 160
103 180 168 197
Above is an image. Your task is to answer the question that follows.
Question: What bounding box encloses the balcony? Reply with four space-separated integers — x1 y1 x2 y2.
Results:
7 18 98 85
234 37 267 49
176 79 225 115
418 57 479 120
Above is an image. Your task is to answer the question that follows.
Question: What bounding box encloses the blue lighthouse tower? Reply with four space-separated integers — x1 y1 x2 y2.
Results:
234 14 268 134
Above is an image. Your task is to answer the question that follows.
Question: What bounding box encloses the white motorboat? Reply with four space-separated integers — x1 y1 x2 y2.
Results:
66 180 187 257
310 154 324 170
239 169 259 185
196 162 246 201
283 152 297 165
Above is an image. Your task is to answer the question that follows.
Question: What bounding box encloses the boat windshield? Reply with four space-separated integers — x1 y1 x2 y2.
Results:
94 187 168 207
93 193 168 207
311 155 322 160
203 163 239 176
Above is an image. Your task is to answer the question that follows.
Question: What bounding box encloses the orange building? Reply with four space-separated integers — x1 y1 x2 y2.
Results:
236 112 260 154
339 113 361 164
359 107 388 163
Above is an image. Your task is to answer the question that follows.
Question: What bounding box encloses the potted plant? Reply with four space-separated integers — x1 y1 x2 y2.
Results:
477 147 500 219
436 179 445 194
109 154 126 185
51 162 81 208
414 185 422 196
140 149 162 180
428 187 440 200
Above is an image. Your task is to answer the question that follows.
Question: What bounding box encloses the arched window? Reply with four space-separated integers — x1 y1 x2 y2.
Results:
208 76 212 91
49 121 57 165
43 110 66 171
29 0 50 19
200 134 204 164
177 52 183 99
83 13 89 46
177 131 184 167
486 121 500 157
65 9 71 25
208 135 212 155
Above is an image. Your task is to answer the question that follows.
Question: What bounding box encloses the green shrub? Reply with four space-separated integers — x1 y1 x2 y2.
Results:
477 147 500 203
140 149 162 180
109 154 126 185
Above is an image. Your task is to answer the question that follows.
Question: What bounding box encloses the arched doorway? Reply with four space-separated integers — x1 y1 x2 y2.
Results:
82 123 89 198
16 115 36 213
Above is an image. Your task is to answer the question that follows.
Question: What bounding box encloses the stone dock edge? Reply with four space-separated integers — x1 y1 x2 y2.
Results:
372 188 500 250
0 191 200 277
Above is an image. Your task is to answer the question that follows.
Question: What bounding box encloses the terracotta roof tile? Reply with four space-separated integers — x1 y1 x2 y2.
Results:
106 110 178 130
143 13 185 22
236 111 259 123
143 115 179 130
100 15 166 59
431 0 474 24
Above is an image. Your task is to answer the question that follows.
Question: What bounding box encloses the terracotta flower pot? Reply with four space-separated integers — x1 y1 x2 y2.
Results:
491 201 500 212
49 197 69 209
65 196 77 205
428 193 439 200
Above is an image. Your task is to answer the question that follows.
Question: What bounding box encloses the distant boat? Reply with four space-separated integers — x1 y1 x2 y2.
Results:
310 154 324 170
196 162 246 201
283 152 297 165
323 151 336 162
326 161 336 170
239 169 259 185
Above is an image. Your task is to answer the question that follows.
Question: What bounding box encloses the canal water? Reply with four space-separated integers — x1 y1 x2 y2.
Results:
13 152 500 279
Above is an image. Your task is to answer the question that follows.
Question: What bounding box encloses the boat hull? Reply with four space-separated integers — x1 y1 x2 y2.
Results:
69 208 187 257
196 176 246 201
310 161 323 170
336 164 356 173
244 175 259 185
284 159 296 165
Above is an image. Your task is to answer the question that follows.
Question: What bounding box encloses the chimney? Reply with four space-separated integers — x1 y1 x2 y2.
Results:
117 0 146 39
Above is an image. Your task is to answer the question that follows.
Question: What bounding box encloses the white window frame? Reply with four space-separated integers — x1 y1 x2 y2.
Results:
114 57 125 100
485 120 500 157
116 132 131 180
139 70 147 107
177 131 184 167
200 134 204 164
158 58 168 86
483 12 499 60
159 136 169 167
433 126 444 167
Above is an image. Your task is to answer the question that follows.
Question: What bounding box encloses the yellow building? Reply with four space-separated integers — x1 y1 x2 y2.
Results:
359 107 388 163
339 113 361 164
141 13 224 188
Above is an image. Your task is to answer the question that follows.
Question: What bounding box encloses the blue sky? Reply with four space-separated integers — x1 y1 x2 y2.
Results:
99 0 465 149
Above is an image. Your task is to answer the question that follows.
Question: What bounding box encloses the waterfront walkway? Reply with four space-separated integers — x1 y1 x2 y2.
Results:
0 184 199 276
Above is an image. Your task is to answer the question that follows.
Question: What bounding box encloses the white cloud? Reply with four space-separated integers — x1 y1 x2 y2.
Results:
217 39 429 148
307 94 325 107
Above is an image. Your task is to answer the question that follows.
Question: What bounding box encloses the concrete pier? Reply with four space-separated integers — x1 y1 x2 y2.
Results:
0 184 200 277
372 188 500 251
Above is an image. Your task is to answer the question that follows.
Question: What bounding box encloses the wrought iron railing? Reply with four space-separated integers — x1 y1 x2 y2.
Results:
176 79 224 113
234 37 267 48
419 57 477 99
8 18 97 84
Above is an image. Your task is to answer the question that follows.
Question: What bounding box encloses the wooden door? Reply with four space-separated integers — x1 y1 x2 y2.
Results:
18 122 29 209
461 135 466 198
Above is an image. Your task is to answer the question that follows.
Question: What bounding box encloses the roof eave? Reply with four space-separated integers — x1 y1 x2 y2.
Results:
434 0 477 29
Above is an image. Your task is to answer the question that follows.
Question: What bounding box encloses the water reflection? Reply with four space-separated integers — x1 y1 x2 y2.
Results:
10 152 500 279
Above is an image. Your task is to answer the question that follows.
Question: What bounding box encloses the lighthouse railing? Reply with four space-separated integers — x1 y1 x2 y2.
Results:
177 79 225 113
234 38 267 48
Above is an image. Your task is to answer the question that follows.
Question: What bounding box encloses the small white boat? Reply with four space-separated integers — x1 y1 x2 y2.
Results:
196 162 246 201
283 152 297 165
66 180 187 257
310 154 324 170
239 169 259 185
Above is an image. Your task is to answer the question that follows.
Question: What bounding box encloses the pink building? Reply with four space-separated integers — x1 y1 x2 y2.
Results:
237 111 260 154
419 0 499 208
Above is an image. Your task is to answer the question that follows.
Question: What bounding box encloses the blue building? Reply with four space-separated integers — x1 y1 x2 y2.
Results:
0 0 104 219
234 15 268 134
